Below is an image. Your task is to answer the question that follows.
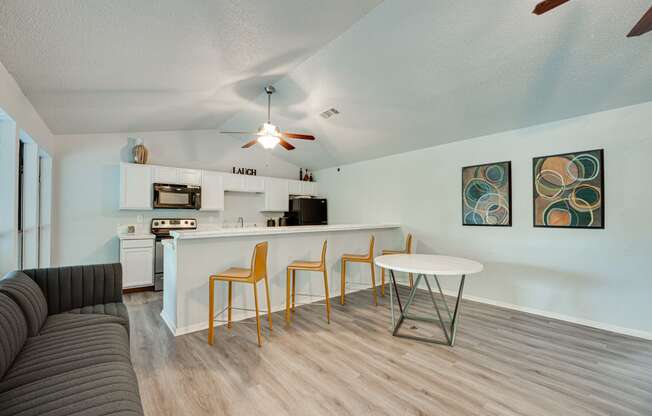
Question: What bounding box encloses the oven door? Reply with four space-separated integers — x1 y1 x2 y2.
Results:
153 237 169 291
153 183 201 209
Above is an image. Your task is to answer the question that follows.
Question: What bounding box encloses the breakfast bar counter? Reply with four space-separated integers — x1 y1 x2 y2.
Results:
161 224 401 336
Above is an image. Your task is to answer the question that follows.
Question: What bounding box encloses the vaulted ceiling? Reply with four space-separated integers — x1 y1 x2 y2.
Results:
220 0 652 169
0 0 382 134
2 1 652 170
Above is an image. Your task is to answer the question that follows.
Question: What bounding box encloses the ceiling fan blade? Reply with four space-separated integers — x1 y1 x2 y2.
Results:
283 132 316 140
278 139 295 151
532 0 570 15
627 6 652 37
221 131 258 135
241 139 258 149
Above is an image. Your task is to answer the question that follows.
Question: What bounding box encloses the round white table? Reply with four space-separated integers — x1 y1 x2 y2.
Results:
375 254 483 346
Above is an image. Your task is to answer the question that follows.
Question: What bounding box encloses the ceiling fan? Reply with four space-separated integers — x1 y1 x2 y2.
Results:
220 85 315 151
532 0 652 37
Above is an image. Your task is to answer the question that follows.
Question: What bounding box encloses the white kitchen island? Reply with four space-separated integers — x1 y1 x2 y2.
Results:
161 224 401 336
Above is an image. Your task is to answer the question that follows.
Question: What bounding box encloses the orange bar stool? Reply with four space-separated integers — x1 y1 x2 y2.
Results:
380 233 413 296
208 241 272 347
285 240 330 324
340 235 377 306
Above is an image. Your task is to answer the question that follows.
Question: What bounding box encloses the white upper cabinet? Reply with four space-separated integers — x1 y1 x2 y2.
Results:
288 180 318 196
119 162 316 211
179 169 201 186
120 163 152 210
200 171 224 211
263 179 289 212
153 166 201 186
288 180 302 195
223 173 246 192
223 174 265 193
152 166 178 184
301 181 318 196
245 176 265 193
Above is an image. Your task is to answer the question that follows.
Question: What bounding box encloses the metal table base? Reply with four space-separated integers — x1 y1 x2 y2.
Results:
388 270 466 346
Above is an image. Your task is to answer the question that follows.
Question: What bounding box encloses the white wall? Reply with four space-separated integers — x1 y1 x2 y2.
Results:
0 61 55 154
0 60 55 274
317 102 652 337
53 130 301 266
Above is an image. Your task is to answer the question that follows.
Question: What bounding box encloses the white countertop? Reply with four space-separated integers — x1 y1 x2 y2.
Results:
118 233 155 240
170 224 400 240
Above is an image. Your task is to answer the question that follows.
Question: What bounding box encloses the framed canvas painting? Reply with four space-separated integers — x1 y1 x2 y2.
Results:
533 149 604 229
462 161 512 226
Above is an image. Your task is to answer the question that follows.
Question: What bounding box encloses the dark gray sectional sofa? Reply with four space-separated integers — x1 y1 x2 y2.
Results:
0 263 144 416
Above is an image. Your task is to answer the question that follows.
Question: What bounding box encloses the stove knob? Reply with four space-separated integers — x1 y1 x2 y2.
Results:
153 221 159 226
184 221 188 224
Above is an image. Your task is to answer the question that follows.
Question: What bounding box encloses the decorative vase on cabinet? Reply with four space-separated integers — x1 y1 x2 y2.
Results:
131 137 148 164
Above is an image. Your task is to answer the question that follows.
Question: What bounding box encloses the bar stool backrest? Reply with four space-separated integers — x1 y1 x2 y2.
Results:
250 241 268 281
368 235 375 259
320 240 328 267
405 233 413 253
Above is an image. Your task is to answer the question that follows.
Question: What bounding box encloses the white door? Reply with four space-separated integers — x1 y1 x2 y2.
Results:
200 171 225 211
153 166 179 184
179 169 201 186
264 179 289 212
120 163 152 210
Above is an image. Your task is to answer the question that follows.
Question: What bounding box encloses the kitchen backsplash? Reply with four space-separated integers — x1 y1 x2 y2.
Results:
118 192 284 233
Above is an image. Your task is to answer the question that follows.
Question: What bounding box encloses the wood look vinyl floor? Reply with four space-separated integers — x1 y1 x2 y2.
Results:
125 287 652 416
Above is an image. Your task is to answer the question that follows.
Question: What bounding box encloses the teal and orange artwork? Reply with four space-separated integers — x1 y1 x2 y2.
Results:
462 161 512 226
533 149 604 228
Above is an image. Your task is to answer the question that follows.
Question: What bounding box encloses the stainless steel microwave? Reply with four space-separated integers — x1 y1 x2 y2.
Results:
152 183 201 209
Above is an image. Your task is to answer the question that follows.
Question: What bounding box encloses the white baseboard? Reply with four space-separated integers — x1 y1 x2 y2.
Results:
164 280 652 341
439 289 652 341
160 310 177 335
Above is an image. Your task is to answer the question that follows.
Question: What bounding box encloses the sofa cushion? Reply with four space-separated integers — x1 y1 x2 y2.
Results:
40 312 128 336
0 272 48 337
0 323 131 394
67 302 130 335
0 293 28 380
0 361 144 416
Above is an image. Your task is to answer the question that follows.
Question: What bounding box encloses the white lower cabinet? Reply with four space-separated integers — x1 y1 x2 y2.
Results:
120 239 154 288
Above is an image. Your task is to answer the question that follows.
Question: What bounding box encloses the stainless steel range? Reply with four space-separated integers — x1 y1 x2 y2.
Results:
151 218 197 291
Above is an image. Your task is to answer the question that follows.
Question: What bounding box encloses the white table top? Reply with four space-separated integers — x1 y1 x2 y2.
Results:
375 254 483 276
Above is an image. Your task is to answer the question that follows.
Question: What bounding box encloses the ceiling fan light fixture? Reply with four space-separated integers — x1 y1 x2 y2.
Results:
258 122 280 136
258 134 280 149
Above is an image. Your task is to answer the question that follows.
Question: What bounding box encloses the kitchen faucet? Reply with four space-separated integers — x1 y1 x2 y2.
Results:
237 217 244 228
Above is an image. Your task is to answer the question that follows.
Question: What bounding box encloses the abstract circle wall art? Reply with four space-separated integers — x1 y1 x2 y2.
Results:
533 149 604 229
462 161 512 226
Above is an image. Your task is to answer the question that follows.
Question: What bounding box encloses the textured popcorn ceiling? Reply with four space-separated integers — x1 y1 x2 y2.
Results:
2 1 652 169
0 0 382 134
218 0 652 169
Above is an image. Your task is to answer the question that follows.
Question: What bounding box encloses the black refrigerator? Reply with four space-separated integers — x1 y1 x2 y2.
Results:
286 198 328 225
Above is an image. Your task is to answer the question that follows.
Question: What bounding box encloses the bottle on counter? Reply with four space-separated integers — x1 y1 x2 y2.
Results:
303 169 309 182
299 168 303 181
309 172 314 182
